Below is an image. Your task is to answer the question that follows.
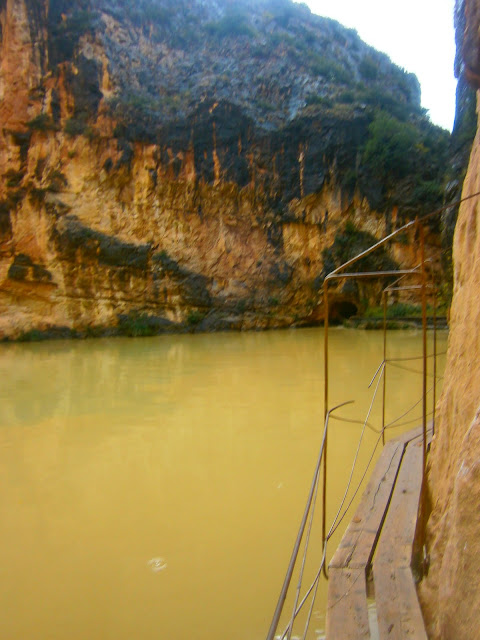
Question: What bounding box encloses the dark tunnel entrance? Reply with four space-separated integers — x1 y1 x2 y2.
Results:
329 300 358 323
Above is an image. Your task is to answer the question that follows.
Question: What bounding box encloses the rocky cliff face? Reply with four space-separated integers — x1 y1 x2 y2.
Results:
419 1 480 637
441 0 477 304
0 0 450 338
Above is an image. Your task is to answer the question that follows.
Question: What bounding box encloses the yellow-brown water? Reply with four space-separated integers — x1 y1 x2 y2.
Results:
0 328 446 640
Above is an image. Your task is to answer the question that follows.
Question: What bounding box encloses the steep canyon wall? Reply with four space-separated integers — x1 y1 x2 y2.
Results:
0 0 448 339
419 1 480 638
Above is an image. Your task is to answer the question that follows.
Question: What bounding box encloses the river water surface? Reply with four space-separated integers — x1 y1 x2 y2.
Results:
0 328 446 640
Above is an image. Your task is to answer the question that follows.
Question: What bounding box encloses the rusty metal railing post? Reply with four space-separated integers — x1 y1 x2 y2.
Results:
322 280 329 579
382 291 387 445
419 224 428 477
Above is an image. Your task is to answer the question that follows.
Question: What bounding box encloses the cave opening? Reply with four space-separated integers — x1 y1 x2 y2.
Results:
329 300 358 323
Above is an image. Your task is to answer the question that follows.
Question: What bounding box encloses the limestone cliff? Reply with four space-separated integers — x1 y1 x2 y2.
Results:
419 1 480 637
0 0 450 338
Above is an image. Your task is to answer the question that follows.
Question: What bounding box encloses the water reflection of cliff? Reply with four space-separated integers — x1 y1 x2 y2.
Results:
0 336 198 427
0 329 446 429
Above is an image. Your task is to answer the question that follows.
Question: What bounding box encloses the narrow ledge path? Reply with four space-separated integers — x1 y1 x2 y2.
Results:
326 426 430 639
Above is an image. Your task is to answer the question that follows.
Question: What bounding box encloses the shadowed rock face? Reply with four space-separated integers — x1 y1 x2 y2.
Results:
0 0 451 338
463 0 480 86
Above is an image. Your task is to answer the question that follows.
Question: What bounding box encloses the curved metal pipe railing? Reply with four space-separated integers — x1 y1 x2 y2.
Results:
266 192 480 640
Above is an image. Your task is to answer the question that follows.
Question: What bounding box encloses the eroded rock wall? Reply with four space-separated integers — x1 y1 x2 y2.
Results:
419 2 480 637
0 0 447 338
1 114 407 338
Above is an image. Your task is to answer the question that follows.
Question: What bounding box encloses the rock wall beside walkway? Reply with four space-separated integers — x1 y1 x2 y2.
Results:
419 2 480 637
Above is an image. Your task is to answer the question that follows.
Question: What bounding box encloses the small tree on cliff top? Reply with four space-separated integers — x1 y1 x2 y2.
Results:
363 111 419 186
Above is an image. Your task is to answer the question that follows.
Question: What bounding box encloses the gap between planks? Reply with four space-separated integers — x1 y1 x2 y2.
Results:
326 428 430 639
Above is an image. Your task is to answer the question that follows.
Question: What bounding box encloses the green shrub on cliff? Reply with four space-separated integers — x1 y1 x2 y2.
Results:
116 311 175 336
268 0 299 28
358 109 449 216
206 10 256 39
117 312 156 337
322 220 398 277
187 310 205 326
359 55 380 80
48 8 99 65
308 53 351 84
27 114 58 132
64 118 87 137
363 112 418 182
305 94 333 108
126 2 173 26
364 303 424 319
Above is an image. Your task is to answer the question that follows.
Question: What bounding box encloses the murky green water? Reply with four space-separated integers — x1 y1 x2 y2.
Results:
0 328 447 640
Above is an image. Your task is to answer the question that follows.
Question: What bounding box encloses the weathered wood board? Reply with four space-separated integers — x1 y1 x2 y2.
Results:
326 428 429 639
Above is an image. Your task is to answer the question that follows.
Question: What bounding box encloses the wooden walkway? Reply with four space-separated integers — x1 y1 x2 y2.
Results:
326 427 430 639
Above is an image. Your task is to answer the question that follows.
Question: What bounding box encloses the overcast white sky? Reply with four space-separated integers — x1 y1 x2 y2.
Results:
303 0 457 131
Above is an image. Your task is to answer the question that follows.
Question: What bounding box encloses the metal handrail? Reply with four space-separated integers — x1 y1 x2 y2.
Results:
266 192 480 640
322 218 436 547
265 401 353 640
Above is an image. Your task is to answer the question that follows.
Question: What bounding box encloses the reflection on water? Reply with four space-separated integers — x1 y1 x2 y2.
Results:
0 328 447 640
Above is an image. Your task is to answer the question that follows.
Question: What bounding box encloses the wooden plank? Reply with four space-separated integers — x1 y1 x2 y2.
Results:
327 425 429 639
389 423 433 446
329 440 403 570
390 425 423 444
326 568 370 639
372 565 403 640
372 566 427 640
327 441 403 638
394 567 428 639
374 440 423 567
373 440 426 639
